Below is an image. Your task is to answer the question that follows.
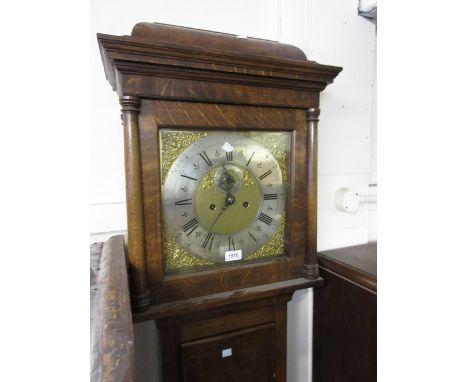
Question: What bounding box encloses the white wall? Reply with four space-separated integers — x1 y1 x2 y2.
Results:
91 1 376 381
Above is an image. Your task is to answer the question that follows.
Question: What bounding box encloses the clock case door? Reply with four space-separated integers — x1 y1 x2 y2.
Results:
97 22 342 311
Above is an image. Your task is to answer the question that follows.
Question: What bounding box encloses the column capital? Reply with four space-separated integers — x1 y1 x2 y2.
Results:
120 95 141 113
306 108 320 122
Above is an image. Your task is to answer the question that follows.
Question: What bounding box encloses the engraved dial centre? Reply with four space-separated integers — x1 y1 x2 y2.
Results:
195 165 261 235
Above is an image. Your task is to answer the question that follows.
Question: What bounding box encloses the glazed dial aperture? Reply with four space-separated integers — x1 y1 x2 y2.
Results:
162 133 286 263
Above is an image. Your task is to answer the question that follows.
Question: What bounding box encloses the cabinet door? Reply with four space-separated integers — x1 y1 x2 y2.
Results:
181 324 274 382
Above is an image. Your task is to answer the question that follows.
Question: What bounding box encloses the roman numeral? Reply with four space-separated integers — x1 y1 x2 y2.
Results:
258 212 273 226
181 218 199 236
263 193 278 200
248 231 257 242
181 174 198 181
202 232 214 249
246 152 255 166
228 236 235 251
226 151 233 161
258 169 272 180
174 198 192 206
199 151 212 167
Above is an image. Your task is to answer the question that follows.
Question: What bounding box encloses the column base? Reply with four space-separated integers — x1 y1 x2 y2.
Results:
131 289 152 313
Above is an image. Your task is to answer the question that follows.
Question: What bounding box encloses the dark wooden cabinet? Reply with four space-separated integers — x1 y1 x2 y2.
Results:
313 243 377 382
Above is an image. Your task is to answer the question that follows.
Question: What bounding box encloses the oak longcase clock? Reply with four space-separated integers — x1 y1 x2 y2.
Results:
98 22 341 382
98 22 341 309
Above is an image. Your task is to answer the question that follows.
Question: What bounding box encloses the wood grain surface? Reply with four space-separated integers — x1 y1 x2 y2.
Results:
132 22 307 61
153 282 298 382
318 242 377 292
90 235 136 382
314 244 377 382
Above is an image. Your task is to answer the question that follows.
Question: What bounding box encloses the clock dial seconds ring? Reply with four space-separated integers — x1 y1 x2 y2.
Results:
162 133 287 264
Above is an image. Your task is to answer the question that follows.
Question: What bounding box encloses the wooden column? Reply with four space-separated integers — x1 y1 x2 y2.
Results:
303 107 321 280
120 95 151 312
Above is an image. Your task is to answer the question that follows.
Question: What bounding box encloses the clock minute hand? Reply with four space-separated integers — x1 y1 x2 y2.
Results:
209 203 228 231
209 189 237 231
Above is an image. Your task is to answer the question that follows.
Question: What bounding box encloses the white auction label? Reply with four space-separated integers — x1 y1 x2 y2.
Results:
222 142 234 152
222 348 232 358
225 249 242 262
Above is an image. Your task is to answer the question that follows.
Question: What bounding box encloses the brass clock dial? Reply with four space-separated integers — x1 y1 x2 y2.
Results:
161 131 289 267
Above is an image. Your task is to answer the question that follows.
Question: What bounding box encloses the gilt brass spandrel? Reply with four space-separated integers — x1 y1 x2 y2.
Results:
245 213 286 261
160 130 290 185
160 130 208 185
240 131 290 183
165 214 286 273
164 222 214 272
